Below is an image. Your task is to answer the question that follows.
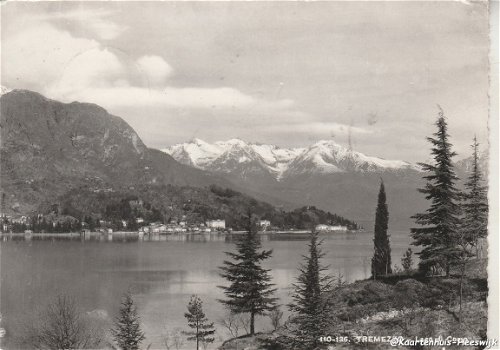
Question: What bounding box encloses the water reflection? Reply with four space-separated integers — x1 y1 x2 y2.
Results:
0 231 372 243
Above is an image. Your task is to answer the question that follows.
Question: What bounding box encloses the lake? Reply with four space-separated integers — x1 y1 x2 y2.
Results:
0 230 412 349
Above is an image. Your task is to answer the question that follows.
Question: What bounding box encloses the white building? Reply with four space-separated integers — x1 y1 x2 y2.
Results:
206 219 225 229
315 224 330 231
151 224 167 233
315 224 348 232
259 220 271 228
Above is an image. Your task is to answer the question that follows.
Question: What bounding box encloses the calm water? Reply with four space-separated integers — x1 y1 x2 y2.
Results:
0 231 412 349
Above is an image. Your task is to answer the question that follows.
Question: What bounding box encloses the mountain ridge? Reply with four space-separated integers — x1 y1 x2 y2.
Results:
163 138 420 180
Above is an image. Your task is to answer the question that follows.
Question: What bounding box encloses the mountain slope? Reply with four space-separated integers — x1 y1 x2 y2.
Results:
0 89 230 214
163 138 430 228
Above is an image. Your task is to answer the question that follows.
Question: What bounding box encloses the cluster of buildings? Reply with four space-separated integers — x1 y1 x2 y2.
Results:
2 211 337 235
1 213 40 232
139 219 228 234
137 219 273 234
315 224 348 232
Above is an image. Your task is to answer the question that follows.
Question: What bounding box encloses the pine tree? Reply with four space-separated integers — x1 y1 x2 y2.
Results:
183 295 215 350
401 248 413 273
411 108 461 276
289 231 333 349
456 138 488 321
461 137 488 249
111 292 145 350
219 209 277 335
371 180 392 278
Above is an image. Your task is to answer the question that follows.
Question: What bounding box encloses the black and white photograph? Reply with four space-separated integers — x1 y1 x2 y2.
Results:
0 1 498 349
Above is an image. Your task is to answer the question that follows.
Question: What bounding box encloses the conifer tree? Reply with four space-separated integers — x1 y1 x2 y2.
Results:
183 295 215 350
219 209 277 335
371 180 392 278
461 137 488 249
401 248 413 273
411 108 461 276
111 292 145 350
289 231 333 349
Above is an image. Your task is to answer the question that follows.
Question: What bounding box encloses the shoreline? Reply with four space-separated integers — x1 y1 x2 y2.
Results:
0 229 360 237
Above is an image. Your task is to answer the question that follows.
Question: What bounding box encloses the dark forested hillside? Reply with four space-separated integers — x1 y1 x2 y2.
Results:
54 184 357 231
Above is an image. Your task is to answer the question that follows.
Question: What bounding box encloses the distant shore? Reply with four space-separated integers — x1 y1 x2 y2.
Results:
0 229 361 238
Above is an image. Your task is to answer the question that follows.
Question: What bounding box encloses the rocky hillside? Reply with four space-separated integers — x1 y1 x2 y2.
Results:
0 89 230 214
221 259 488 350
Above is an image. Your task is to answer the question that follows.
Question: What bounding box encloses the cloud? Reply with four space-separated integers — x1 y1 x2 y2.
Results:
2 12 293 113
266 121 373 137
47 47 126 98
56 85 293 111
1 22 100 92
37 8 127 40
136 55 174 86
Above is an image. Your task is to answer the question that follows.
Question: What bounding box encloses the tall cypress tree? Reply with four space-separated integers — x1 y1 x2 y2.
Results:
289 231 333 349
371 180 392 278
461 137 488 249
183 295 215 350
111 292 145 350
411 108 461 276
219 210 277 335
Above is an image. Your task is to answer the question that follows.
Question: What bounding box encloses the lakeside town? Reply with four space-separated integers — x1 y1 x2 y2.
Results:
0 212 350 238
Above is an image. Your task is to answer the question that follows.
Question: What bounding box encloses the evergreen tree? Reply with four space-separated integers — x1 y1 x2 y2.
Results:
88 216 95 231
288 231 333 349
111 292 145 350
371 180 392 278
40 218 48 232
183 295 215 350
401 248 413 273
219 209 277 335
411 108 461 276
31 215 39 232
461 137 488 249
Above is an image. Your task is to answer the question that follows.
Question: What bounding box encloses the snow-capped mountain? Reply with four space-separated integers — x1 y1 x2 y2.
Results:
163 138 304 180
163 138 419 180
284 140 419 177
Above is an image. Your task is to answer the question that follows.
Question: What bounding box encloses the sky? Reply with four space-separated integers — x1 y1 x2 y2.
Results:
0 1 490 162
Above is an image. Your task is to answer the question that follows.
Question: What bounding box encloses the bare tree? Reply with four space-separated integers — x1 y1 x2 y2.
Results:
268 307 283 331
334 273 347 288
21 295 104 349
237 314 251 335
218 313 241 338
218 312 251 338
162 327 184 350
